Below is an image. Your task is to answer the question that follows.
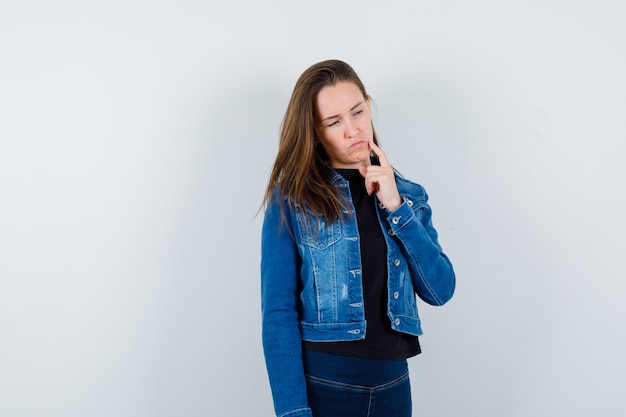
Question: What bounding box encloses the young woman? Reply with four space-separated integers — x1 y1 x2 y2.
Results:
261 59 456 417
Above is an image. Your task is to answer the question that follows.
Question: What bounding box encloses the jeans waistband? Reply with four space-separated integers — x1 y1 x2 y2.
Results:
302 350 409 387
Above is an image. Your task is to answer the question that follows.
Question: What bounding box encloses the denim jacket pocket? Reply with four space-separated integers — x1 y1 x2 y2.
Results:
295 211 342 250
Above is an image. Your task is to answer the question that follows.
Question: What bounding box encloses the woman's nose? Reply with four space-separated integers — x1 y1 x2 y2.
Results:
344 120 358 138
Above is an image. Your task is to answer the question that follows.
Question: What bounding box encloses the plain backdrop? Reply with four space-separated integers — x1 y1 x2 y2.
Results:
1 1 625 416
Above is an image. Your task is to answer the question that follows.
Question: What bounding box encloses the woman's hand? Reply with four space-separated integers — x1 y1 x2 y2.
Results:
359 140 402 211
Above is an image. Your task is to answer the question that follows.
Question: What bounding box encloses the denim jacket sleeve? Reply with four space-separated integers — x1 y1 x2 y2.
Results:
260 192 313 417
384 185 456 306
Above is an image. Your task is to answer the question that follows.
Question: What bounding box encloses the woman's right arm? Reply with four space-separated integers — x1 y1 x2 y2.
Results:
261 194 313 417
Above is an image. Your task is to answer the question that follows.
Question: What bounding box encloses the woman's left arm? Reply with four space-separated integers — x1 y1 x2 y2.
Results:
360 140 455 305
384 189 456 306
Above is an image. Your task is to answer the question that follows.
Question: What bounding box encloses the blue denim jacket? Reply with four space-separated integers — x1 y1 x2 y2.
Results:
261 170 455 417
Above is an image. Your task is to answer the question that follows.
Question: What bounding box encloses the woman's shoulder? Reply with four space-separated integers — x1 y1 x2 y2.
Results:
394 174 427 196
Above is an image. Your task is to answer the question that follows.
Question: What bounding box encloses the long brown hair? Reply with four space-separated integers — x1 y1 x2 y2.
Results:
263 59 379 225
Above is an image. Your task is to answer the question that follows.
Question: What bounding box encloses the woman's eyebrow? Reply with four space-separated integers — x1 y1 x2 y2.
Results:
320 101 364 122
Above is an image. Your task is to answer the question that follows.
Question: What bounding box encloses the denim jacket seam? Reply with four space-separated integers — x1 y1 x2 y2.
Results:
413 261 444 305
278 407 313 417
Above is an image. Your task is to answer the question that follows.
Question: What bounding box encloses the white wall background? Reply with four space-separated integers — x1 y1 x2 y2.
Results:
1 1 625 416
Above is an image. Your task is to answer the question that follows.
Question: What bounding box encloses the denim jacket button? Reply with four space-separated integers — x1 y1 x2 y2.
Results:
392 216 400 224
393 291 400 299
394 259 400 267
406 199 413 207
394 318 401 326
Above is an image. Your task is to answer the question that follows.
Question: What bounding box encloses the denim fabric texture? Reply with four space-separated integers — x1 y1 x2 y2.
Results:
304 350 412 417
261 169 455 417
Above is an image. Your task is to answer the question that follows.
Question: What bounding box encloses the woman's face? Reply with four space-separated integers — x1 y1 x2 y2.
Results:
315 81 373 169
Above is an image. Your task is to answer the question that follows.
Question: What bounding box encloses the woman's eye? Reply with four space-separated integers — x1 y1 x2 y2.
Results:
353 110 363 116
328 120 339 127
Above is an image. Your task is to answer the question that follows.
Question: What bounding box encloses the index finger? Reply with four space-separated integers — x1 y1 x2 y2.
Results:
368 140 391 166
